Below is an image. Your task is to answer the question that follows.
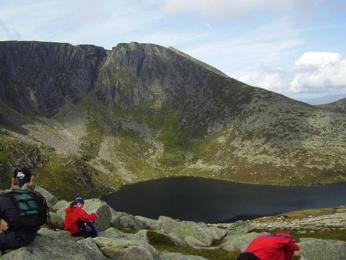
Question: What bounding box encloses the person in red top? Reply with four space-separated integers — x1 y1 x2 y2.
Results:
64 196 98 237
237 233 300 260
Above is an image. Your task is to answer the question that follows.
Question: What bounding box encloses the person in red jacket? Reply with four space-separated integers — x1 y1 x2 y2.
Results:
237 233 300 260
64 196 98 237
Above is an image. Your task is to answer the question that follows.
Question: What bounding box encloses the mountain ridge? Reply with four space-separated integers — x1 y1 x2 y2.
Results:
0 40 345 197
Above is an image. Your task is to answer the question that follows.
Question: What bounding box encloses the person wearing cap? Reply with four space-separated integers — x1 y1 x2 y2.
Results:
11 161 34 190
64 196 98 237
237 233 300 260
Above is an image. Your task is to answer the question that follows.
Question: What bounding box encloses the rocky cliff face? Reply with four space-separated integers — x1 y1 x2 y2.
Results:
0 41 346 197
0 41 106 116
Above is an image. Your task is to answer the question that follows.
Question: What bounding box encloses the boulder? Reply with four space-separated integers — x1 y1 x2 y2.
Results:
226 220 255 234
77 237 106 257
53 200 70 212
158 216 227 248
220 232 268 253
108 206 125 227
35 186 58 208
299 238 346 260
53 200 70 219
49 211 64 229
131 229 150 243
98 227 128 239
108 208 158 231
93 237 160 260
118 214 145 230
160 252 207 260
135 216 159 230
82 199 112 231
1 228 106 259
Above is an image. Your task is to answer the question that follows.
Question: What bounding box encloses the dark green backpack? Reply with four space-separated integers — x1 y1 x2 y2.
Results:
1 189 50 231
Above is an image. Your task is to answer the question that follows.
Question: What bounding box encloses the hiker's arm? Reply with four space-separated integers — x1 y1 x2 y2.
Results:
79 210 97 222
29 175 34 186
11 177 16 188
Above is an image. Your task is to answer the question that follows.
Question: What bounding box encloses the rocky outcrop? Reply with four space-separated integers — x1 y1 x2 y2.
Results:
109 208 158 231
0 41 107 116
251 206 346 231
157 216 227 248
94 237 160 260
1 186 346 260
1 228 107 260
298 238 346 260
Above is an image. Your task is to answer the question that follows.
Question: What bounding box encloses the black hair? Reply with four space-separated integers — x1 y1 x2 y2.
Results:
69 201 78 208
237 252 260 260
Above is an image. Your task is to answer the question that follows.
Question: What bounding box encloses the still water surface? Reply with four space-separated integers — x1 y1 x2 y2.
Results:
103 177 346 223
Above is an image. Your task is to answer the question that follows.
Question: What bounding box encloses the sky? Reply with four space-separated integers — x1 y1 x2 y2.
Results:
1 0 346 104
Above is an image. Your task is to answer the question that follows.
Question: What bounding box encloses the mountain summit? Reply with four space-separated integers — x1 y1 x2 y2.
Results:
0 41 345 197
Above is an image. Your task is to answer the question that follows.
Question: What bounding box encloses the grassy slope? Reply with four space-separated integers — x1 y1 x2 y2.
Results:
2 86 346 200
1 64 346 199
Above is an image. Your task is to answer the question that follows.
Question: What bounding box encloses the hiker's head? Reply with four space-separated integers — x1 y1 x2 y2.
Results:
74 196 84 208
237 252 260 260
15 160 25 169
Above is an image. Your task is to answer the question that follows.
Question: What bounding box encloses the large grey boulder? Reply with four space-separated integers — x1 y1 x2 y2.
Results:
98 228 150 244
98 227 128 239
49 211 64 229
108 206 158 231
220 232 268 253
53 200 70 220
81 199 112 231
160 252 207 260
1 228 106 260
299 238 346 260
93 237 160 260
158 216 227 248
35 186 58 208
226 220 255 234
135 216 159 230
53 200 70 212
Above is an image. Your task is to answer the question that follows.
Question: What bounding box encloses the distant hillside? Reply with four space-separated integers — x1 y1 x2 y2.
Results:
1 41 346 198
318 98 346 113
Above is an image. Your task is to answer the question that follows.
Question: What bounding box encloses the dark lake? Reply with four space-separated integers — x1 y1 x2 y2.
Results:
103 177 346 223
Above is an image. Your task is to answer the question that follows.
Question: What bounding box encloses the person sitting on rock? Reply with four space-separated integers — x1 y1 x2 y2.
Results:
11 161 34 190
0 195 37 250
237 232 300 260
64 196 98 237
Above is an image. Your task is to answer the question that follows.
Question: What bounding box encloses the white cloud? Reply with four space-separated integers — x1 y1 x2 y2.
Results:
162 0 320 18
235 68 288 92
289 52 346 93
236 51 346 103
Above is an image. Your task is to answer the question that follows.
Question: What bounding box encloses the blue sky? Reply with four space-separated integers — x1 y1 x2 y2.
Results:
1 0 346 104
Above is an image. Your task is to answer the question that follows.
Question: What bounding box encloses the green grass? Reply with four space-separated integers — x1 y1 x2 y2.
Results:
35 154 120 200
147 231 239 260
78 111 103 161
